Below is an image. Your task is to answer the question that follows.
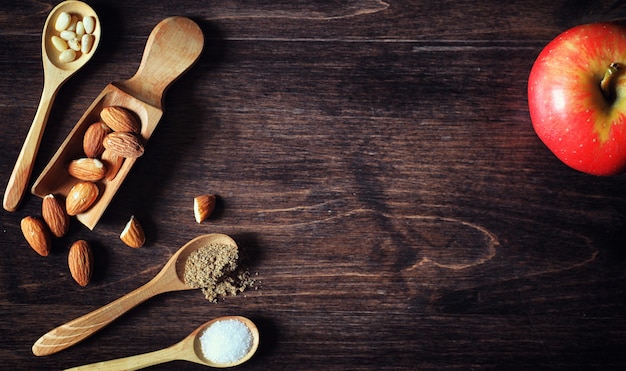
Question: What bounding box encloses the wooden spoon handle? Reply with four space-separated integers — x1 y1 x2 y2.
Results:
32 279 166 356
3 82 60 212
120 16 204 108
63 341 191 371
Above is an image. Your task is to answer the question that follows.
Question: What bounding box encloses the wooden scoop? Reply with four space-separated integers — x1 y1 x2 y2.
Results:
31 16 204 229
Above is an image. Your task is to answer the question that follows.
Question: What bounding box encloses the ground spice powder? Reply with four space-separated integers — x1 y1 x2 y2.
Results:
183 242 253 302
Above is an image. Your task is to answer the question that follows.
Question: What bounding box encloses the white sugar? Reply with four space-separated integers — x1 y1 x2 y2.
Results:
199 319 253 365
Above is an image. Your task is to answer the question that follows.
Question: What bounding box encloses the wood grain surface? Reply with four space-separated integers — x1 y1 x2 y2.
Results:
2 1 626 369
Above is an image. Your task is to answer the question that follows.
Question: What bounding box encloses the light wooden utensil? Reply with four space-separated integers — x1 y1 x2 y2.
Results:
64 316 260 370
32 233 238 357
3 0 101 212
31 16 204 229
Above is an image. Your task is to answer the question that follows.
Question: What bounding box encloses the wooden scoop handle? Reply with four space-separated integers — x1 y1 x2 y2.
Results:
119 16 204 108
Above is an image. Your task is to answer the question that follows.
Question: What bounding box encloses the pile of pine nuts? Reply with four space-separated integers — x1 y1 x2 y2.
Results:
51 12 96 63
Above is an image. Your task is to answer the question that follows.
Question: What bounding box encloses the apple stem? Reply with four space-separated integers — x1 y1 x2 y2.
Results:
600 63 622 101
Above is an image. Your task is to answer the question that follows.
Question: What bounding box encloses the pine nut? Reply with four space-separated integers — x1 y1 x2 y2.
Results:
51 36 67 52
76 21 85 37
59 49 76 63
81 34 94 54
54 12 71 32
83 16 95 34
68 38 81 51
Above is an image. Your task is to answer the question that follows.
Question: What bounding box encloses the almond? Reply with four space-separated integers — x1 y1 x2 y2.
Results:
20 216 51 256
66 181 100 216
194 194 216 223
100 106 141 133
103 132 144 159
101 148 124 180
68 158 107 181
68 240 94 286
83 122 111 158
120 215 145 248
42 194 70 238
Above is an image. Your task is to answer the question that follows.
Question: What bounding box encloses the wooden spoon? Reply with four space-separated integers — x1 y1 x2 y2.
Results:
32 233 237 357
64 316 260 370
3 0 101 212
31 16 204 229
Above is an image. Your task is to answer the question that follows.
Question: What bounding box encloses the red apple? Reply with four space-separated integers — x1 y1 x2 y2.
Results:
528 22 626 176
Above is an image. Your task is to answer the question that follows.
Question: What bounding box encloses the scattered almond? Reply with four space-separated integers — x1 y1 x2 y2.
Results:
68 240 94 286
101 148 124 180
66 181 100 216
194 194 216 223
100 106 141 133
42 194 70 238
83 122 111 158
20 216 52 256
120 215 145 248
103 132 144 159
68 158 107 181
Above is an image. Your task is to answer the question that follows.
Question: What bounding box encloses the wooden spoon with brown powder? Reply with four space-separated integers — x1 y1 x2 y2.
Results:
32 233 241 357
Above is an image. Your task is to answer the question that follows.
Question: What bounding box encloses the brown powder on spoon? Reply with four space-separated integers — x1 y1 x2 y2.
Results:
183 242 254 302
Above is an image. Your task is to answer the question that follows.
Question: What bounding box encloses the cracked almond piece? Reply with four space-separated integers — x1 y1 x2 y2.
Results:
193 194 216 223
42 194 70 238
120 215 145 248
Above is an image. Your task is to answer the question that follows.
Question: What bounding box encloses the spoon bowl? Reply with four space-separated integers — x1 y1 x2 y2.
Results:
44 1 102 70
64 316 259 370
3 0 100 212
32 233 239 357
192 316 260 367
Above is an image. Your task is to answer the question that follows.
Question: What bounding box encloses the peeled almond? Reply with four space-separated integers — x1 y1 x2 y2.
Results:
120 215 145 248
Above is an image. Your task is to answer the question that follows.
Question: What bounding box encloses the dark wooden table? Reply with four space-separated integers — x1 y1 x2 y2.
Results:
2 1 626 369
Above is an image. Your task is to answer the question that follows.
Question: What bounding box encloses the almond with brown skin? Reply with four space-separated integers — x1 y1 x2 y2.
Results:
68 158 107 181
120 215 145 248
101 148 124 180
66 181 100 216
83 122 111 158
103 132 144 159
100 106 140 133
194 194 216 223
20 216 51 256
42 194 70 238
68 240 94 286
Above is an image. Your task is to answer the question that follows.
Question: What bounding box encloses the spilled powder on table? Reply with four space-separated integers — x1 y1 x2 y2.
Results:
183 242 254 302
